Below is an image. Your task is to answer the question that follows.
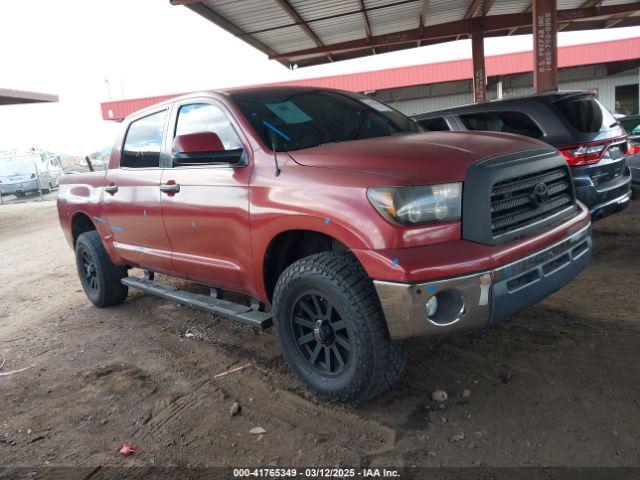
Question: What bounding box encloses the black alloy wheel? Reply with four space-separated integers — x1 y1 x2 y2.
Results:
80 249 98 292
290 293 351 376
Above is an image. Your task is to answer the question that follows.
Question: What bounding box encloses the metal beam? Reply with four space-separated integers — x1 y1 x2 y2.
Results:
455 0 483 40
533 0 558 92
606 12 634 28
509 1 533 35
471 20 487 102
421 0 430 25
418 0 430 46
274 0 324 48
482 0 497 16
245 0 419 36
356 0 376 53
464 0 483 19
270 2 640 60
559 0 601 31
358 0 373 40
184 3 279 61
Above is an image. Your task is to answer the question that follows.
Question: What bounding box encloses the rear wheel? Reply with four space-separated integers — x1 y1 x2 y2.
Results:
75 230 128 307
273 251 405 404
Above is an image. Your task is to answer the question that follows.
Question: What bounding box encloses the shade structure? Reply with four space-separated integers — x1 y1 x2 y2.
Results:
0 88 58 106
171 0 640 68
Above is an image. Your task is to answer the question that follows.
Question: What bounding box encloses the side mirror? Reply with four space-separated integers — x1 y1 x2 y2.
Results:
172 132 244 166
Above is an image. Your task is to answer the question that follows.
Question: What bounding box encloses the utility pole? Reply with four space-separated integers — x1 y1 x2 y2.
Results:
35 155 43 201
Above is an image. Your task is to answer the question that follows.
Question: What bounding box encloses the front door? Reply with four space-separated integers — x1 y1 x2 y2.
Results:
102 109 174 274
160 100 254 294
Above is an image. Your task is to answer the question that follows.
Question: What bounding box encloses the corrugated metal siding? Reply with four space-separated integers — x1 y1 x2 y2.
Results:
386 68 640 115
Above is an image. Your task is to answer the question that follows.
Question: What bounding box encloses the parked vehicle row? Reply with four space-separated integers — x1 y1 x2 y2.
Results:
60 87 604 403
413 91 632 220
0 149 62 197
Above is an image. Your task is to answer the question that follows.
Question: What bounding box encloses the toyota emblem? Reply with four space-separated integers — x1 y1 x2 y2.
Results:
532 183 549 205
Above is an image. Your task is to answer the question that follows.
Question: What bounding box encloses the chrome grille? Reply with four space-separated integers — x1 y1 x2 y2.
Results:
490 167 574 237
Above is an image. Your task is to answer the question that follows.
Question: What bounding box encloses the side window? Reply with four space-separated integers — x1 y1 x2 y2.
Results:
460 111 543 139
419 117 451 131
121 110 167 168
175 103 242 151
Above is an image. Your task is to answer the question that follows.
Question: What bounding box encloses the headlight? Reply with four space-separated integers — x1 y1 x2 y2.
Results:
367 183 462 226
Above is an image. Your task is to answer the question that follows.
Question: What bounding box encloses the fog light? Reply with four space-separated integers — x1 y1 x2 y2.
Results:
426 296 438 318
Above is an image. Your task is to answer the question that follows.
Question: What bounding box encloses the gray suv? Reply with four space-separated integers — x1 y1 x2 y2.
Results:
413 91 632 220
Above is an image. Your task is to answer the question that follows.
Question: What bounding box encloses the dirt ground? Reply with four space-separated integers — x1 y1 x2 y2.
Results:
1 198 639 475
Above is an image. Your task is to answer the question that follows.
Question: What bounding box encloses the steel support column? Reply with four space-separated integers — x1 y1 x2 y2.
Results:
471 20 487 102
533 0 558 92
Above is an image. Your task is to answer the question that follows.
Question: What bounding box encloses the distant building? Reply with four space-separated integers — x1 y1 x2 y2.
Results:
101 36 640 121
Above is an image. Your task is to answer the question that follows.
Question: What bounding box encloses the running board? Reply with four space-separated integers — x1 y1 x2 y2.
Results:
122 276 273 329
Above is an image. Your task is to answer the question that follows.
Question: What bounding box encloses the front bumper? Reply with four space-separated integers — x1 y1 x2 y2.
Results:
374 225 592 340
626 154 640 188
0 179 39 195
572 161 631 220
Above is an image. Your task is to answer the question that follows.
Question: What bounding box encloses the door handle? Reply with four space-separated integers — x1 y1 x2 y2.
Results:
105 185 118 194
160 183 180 194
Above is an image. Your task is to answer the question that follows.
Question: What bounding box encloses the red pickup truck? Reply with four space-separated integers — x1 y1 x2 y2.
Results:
58 87 592 403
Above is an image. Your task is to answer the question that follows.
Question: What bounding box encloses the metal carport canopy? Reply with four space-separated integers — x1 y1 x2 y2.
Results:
171 0 640 68
0 88 58 106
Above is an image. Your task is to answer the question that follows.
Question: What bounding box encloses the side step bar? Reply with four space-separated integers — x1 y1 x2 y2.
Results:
122 276 273 329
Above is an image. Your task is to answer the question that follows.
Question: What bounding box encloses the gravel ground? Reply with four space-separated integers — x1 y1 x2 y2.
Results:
0 198 639 477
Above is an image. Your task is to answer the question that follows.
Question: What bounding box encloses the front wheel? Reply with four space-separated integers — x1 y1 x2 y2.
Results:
273 252 405 404
75 230 128 307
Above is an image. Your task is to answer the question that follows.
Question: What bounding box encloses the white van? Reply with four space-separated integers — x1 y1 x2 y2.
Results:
0 150 62 197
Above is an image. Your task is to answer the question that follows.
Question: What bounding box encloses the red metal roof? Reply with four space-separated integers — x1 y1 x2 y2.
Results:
101 36 640 121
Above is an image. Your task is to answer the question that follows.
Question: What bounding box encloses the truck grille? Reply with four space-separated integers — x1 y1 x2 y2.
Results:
490 167 574 237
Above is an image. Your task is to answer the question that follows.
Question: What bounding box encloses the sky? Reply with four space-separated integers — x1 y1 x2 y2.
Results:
1 0 639 155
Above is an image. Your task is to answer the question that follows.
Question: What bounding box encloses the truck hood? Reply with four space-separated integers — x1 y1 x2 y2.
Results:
287 131 550 184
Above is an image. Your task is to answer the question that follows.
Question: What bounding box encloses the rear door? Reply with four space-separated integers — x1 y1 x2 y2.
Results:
160 99 254 293
102 109 174 273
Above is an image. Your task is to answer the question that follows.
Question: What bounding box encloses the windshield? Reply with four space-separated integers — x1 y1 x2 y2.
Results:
0 156 36 177
231 89 423 151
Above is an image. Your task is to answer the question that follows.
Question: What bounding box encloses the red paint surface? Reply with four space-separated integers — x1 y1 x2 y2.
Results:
61 90 591 304
173 132 224 153
101 37 640 121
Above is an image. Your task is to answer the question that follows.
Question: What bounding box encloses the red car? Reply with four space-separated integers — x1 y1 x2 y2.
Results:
58 87 592 403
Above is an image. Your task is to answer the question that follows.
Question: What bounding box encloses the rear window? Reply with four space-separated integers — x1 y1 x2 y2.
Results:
459 111 543 139
621 117 640 135
555 95 617 134
419 117 451 131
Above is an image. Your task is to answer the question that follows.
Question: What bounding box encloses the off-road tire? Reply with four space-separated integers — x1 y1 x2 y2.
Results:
75 230 128 308
273 251 405 404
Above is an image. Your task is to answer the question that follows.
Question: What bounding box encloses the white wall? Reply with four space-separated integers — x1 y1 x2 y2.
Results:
374 65 640 116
